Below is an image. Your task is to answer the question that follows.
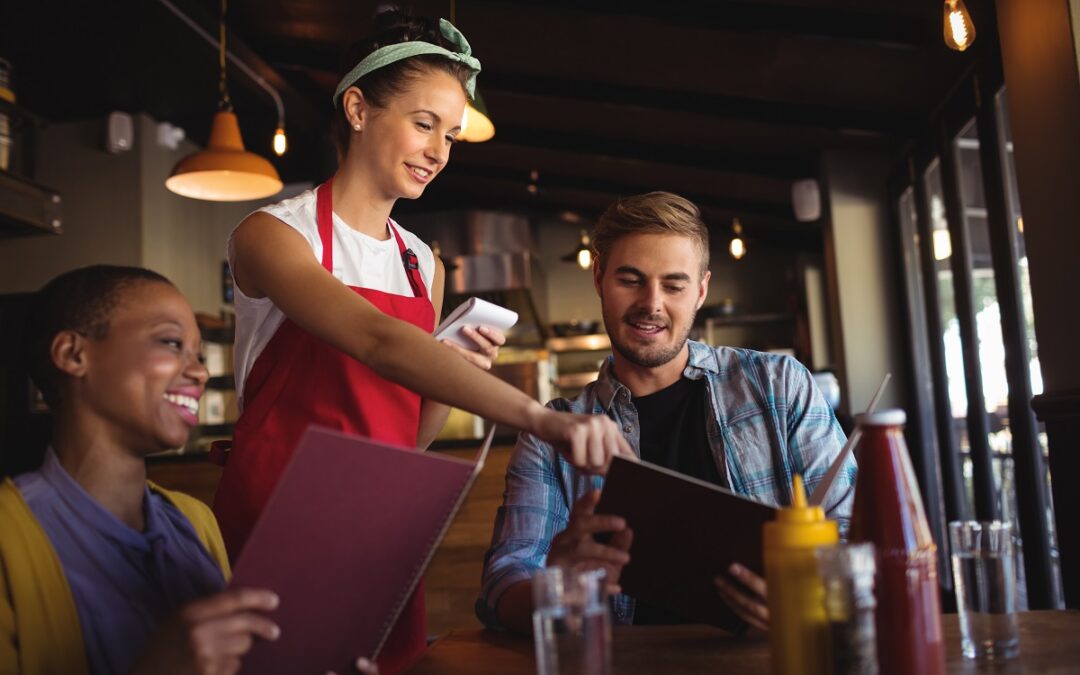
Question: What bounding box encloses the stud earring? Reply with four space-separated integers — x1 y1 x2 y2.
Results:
353 124 362 131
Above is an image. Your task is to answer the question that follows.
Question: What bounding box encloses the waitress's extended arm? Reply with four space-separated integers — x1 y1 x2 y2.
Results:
232 213 631 472
416 257 508 448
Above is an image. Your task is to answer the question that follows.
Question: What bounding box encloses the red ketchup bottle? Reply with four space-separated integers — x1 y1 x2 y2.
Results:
848 409 945 675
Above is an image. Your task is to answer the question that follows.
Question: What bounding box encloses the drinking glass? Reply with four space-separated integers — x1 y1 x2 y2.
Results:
949 520 1020 660
532 566 611 675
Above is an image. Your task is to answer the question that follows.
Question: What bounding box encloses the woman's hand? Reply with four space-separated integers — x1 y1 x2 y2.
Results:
533 408 635 474
130 588 280 675
441 325 505 370
714 563 769 633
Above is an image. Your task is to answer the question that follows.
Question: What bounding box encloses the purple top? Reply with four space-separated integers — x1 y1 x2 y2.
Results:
15 449 225 675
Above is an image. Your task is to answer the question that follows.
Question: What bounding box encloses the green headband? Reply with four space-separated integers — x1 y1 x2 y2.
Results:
333 18 481 108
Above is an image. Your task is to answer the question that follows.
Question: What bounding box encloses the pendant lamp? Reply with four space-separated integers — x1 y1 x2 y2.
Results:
450 0 494 143
459 90 494 143
561 230 593 270
729 219 746 260
166 0 282 201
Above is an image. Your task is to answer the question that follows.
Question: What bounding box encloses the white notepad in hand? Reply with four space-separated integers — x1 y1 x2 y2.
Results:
434 298 518 351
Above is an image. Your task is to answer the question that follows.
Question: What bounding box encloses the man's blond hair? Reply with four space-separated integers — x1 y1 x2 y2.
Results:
592 192 710 278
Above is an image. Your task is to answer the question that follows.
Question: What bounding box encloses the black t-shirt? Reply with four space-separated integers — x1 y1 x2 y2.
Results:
632 376 722 486
630 376 723 625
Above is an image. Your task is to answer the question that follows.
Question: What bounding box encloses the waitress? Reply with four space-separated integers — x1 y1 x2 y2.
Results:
212 11 630 673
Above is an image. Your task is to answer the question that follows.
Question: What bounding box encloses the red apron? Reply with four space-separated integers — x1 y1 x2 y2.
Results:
213 179 435 674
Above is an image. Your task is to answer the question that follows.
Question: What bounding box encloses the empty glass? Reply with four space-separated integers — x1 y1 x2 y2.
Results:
532 566 611 675
949 520 1020 660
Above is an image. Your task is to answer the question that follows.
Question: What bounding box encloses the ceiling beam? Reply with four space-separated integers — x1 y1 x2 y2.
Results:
449 142 795 204
438 164 795 219
469 0 936 50
459 127 818 181
479 71 923 138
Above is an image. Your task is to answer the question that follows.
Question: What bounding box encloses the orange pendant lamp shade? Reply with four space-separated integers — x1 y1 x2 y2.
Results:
166 110 282 201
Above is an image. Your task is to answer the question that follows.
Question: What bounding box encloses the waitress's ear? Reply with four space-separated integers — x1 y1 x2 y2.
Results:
342 87 371 131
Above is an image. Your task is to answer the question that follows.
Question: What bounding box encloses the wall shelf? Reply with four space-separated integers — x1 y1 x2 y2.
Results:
696 311 795 327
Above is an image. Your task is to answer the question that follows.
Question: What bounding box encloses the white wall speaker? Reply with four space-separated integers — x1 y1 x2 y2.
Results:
792 178 821 222
106 111 133 154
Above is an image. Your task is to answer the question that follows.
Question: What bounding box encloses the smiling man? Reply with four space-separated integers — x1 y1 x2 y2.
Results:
476 192 856 634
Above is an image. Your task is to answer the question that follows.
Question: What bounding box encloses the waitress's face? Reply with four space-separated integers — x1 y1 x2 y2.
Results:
355 68 467 201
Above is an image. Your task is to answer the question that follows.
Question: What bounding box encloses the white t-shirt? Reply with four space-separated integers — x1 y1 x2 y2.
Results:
228 188 436 408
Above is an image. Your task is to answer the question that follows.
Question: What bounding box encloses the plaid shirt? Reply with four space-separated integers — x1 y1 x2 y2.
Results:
476 341 856 629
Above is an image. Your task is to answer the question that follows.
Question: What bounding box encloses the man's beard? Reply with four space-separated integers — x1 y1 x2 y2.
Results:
604 306 696 369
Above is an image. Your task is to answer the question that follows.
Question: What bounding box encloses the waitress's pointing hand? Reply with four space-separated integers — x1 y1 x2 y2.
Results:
536 409 635 474
441 325 505 370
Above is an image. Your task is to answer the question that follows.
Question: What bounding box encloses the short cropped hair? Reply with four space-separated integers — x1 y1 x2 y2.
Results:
26 265 172 409
592 192 710 278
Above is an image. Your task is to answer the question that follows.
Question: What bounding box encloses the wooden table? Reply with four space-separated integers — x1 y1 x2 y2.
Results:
406 610 1080 674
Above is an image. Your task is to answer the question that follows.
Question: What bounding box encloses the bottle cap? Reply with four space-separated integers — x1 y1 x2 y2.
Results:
855 408 906 427
765 474 839 548
776 474 825 524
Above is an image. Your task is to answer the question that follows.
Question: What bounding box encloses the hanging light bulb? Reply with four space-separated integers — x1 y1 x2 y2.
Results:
166 0 281 201
933 228 953 260
729 219 746 260
943 0 976 52
561 230 593 270
273 125 287 156
577 246 593 270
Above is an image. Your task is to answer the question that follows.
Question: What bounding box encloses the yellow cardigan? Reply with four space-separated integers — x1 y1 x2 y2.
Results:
0 477 231 675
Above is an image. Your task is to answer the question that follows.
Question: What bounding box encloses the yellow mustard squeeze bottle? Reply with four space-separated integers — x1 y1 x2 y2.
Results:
764 474 839 675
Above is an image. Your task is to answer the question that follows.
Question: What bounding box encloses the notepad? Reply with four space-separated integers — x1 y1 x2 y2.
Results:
434 298 518 350
594 456 777 631
230 425 494 674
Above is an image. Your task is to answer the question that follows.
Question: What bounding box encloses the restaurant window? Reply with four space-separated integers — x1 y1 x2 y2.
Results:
952 118 1012 524
894 84 1063 609
994 90 1064 604
923 159 974 511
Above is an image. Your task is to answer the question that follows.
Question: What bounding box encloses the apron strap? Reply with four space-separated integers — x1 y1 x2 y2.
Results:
388 222 428 299
316 180 335 273
316 178 427 299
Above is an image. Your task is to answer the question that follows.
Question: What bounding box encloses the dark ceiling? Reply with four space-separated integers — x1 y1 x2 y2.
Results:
1 0 977 248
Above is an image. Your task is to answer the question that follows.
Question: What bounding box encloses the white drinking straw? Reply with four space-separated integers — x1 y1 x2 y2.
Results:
808 373 891 506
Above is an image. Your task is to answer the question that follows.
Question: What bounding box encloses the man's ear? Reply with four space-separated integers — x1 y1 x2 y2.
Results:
51 330 90 379
696 269 711 311
592 258 603 297
342 86 371 131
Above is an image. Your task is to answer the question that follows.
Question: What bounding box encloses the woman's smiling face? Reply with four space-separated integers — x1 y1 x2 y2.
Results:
350 68 467 201
76 281 209 454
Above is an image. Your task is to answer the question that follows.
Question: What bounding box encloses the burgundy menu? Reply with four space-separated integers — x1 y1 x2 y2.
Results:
230 425 492 675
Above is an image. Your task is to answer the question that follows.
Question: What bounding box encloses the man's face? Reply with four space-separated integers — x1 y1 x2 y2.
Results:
594 233 710 369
